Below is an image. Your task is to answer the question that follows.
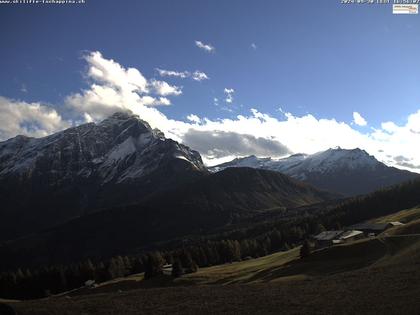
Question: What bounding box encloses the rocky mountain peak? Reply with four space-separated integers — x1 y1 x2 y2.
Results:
0 112 208 240
210 147 418 196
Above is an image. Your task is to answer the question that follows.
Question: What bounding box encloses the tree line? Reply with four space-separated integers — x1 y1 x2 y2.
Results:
2 178 419 300
0 227 303 300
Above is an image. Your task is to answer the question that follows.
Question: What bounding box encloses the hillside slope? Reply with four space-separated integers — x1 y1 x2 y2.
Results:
150 167 338 214
0 168 336 270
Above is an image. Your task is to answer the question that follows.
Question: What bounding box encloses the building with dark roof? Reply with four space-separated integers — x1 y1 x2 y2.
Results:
339 230 364 242
312 230 344 248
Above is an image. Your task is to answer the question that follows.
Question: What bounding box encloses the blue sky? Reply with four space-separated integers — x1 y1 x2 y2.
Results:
1 0 420 170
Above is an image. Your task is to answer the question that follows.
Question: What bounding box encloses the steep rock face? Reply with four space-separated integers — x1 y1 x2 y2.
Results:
0 112 206 240
210 148 418 196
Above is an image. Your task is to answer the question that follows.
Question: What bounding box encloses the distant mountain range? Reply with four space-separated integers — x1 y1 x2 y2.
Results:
210 148 419 196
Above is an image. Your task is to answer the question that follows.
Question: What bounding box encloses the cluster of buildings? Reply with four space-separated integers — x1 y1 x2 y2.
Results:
312 221 403 248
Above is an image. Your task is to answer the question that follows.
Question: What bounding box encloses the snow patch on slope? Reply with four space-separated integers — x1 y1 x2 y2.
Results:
107 136 137 161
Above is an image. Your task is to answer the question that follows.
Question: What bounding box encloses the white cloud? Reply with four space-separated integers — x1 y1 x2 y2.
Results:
353 112 367 126
83 112 94 123
156 68 189 79
149 79 182 96
186 114 201 124
224 88 235 104
86 51 148 94
195 40 215 53
381 121 399 133
369 109 420 171
20 84 27 93
0 96 69 140
65 84 134 121
192 71 209 81
65 51 183 122
156 68 209 82
140 96 171 106
251 43 257 50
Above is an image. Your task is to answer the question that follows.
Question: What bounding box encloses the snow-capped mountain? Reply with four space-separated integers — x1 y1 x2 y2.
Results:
210 148 418 196
0 112 207 240
0 112 205 183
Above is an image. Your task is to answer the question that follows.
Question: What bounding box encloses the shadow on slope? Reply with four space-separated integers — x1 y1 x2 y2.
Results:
0 168 336 270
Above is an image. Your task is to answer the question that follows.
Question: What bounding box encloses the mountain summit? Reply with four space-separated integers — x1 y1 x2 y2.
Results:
0 112 206 240
210 148 418 196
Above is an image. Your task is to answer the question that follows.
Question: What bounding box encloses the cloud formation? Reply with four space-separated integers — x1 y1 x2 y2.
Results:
353 112 367 126
86 51 148 94
0 97 69 140
392 155 420 169
149 79 182 96
224 88 234 104
65 51 182 122
156 68 209 82
156 68 189 79
186 114 201 124
182 130 291 159
195 40 215 53
20 84 27 93
192 71 209 81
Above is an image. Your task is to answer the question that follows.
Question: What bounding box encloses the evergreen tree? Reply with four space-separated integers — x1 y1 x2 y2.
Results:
123 256 132 273
132 258 144 274
144 252 164 279
106 258 120 280
231 240 242 261
316 223 326 234
171 258 183 278
270 229 282 251
95 262 108 283
300 239 312 259
80 259 95 281
115 256 127 277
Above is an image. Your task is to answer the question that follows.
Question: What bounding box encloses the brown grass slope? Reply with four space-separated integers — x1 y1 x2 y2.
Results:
372 206 420 224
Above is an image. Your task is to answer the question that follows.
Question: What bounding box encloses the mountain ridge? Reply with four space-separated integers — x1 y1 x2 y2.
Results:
0 112 207 241
210 148 419 196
